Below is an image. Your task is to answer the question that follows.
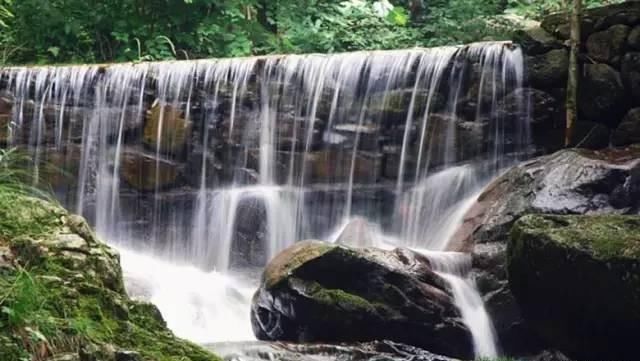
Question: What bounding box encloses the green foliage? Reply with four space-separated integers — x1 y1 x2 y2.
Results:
274 1 417 53
0 267 61 360
416 0 514 47
507 0 625 20
0 0 627 64
0 0 13 28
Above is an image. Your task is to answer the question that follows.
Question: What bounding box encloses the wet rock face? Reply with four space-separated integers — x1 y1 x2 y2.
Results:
458 147 640 248
250 241 474 360
231 197 268 268
508 214 640 361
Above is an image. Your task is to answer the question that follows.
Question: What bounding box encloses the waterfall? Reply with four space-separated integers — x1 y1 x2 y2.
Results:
0 42 529 357
421 250 499 358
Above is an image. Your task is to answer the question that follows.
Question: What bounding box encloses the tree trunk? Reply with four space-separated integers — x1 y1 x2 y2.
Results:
565 0 582 147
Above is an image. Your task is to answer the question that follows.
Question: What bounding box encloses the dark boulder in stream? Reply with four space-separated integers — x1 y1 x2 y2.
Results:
250 241 474 359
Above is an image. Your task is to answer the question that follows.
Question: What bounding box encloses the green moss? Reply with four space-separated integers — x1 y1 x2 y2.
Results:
0 190 222 361
289 277 397 318
0 190 64 241
310 284 376 311
513 214 640 260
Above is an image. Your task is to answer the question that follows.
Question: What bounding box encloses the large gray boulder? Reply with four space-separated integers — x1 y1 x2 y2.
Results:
508 214 640 361
451 146 640 355
457 147 640 246
250 241 474 359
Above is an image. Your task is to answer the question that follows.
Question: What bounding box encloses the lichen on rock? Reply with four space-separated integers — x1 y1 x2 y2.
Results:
0 189 221 361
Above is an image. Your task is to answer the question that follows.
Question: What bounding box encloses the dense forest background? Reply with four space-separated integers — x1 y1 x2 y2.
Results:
0 0 624 65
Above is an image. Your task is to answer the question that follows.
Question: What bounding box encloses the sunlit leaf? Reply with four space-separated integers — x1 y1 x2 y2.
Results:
386 7 408 26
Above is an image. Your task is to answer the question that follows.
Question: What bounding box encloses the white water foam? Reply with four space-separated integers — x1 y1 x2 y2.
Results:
118 247 255 343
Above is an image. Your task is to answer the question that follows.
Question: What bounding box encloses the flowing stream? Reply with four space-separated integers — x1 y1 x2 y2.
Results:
0 43 530 358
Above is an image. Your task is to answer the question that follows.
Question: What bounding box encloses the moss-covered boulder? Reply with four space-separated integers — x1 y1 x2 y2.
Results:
250 241 473 359
508 214 640 361
0 189 221 361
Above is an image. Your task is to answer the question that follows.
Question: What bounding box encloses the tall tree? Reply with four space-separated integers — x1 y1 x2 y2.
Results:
565 0 582 146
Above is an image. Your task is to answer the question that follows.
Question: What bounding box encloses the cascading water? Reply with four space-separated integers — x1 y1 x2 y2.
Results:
0 42 528 358
420 250 499 357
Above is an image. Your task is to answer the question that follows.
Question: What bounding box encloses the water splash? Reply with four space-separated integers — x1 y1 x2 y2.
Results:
119 247 255 343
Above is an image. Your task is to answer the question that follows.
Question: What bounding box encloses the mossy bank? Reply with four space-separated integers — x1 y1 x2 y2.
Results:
0 189 222 361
